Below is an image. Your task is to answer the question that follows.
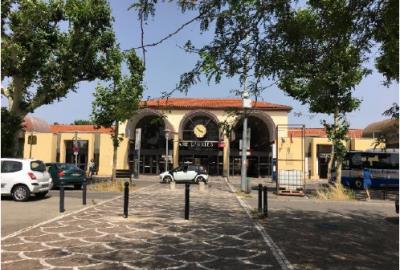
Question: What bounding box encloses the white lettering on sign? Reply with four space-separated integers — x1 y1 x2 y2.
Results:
179 141 218 148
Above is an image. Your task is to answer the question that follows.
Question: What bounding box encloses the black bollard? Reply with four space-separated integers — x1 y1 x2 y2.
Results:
258 184 263 213
185 183 190 220
59 181 65 213
263 186 268 217
123 182 129 218
82 179 87 205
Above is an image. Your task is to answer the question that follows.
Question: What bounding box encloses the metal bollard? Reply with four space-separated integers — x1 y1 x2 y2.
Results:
263 186 268 217
123 182 129 218
258 184 263 213
82 179 87 205
185 183 190 220
59 181 65 213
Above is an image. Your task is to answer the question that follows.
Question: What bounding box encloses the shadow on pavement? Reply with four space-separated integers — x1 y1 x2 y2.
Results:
260 209 399 270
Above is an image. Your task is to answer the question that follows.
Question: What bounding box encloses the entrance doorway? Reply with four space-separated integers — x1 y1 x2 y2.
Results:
317 145 332 179
129 115 171 175
65 140 88 171
230 116 273 177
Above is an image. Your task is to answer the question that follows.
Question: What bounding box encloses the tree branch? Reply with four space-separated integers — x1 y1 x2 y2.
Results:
133 12 204 50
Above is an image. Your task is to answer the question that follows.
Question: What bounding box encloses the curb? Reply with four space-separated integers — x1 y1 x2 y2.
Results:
224 177 294 270
2 183 158 241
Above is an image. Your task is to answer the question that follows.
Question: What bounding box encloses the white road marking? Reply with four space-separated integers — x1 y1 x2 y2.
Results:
224 178 294 270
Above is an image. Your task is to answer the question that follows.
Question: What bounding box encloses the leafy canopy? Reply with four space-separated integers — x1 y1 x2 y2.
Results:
1 0 117 113
91 49 145 129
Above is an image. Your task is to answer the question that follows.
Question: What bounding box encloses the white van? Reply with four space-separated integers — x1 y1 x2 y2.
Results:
1 158 52 201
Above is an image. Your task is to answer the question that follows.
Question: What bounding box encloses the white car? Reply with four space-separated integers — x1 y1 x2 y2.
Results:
160 164 208 184
1 158 52 201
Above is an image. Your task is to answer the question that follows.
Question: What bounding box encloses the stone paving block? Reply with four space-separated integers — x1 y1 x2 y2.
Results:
1 177 282 269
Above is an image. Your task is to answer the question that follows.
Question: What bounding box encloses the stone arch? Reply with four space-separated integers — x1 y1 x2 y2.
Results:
178 110 220 140
125 108 175 139
232 111 276 143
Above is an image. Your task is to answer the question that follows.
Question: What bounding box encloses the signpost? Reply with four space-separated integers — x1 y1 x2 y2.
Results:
134 128 141 178
73 131 79 166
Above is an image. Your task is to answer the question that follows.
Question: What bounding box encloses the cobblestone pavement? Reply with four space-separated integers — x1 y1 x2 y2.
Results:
2 177 285 270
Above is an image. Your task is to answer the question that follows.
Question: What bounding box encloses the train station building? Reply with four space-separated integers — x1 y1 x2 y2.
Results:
22 98 384 180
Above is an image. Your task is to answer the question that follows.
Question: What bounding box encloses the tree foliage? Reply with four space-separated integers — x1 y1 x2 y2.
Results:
1 0 117 156
373 0 399 85
71 119 93 125
91 49 144 179
91 49 145 133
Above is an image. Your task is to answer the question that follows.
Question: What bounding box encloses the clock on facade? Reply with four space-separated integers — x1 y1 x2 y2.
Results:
193 124 207 138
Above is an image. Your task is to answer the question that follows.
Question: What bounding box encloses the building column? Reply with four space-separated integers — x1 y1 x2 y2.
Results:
173 133 179 168
223 134 230 177
311 142 318 180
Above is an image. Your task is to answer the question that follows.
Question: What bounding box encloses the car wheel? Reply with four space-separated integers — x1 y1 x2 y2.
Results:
12 185 31 202
354 179 363 189
196 176 204 184
74 184 82 190
164 176 172 183
35 191 48 198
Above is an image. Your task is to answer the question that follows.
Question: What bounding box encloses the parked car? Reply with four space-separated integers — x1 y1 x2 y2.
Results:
1 158 52 201
46 163 86 189
160 164 208 184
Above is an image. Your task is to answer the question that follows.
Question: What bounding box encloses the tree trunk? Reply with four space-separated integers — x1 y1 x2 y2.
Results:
336 158 343 184
111 122 119 180
327 147 335 180
332 109 343 184
8 77 26 157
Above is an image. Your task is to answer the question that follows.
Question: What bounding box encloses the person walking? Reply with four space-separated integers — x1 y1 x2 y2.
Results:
363 168 372 200
88 159 96 179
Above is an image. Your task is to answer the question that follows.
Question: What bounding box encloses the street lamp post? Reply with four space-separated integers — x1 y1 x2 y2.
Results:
241 90 252 193
165 129 170 172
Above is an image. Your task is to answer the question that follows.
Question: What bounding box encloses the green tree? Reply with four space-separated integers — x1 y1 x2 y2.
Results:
91 49 144 180
71 119 93 125
273 3 372 182
373 0 399 85
1 0 117 156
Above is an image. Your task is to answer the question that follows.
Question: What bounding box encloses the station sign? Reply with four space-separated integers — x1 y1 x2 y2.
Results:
179 140 218 151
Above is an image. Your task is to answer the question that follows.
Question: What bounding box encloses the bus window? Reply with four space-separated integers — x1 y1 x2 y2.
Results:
350 153 363 169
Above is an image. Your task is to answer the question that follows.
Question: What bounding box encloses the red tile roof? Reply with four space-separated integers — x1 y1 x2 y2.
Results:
141 98 292 111
50 125 113 134
288 128 363 139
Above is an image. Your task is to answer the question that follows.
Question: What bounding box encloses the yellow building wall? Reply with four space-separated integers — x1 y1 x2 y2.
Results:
350 138 384 151
23 133 56 162
98 134 114 176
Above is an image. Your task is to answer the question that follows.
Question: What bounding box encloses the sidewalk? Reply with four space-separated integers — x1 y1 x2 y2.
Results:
2 177 285 270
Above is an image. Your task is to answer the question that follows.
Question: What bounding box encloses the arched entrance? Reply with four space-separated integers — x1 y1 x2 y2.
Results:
230 112 275 177
178 110 222 175
127 109 174 174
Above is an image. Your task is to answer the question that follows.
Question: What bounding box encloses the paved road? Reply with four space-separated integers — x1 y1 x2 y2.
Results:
2 177 284 269
228 177 399 270
1 179 157 237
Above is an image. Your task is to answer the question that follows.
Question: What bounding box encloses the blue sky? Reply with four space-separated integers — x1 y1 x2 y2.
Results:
26 1 399 128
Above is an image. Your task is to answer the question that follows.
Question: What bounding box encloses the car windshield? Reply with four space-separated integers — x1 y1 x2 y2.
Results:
31 160 46 172
59 164 80 171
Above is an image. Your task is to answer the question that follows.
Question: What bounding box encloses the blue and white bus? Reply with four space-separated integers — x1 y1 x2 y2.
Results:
340 149 399 189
